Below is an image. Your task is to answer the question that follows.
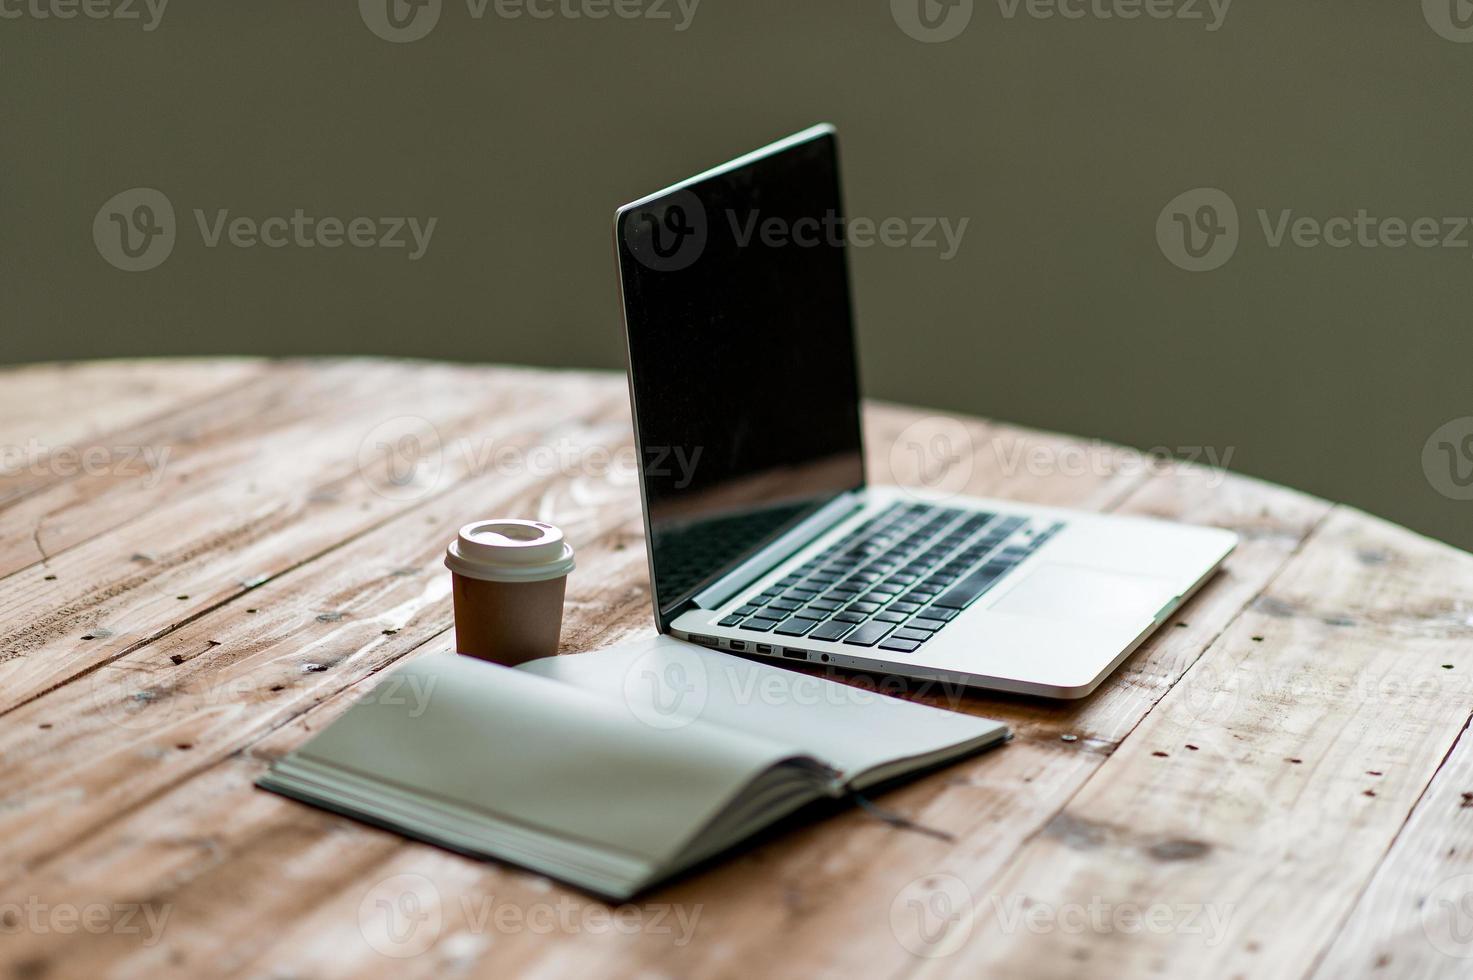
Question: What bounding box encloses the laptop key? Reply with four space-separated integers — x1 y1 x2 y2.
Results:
718 614 745 627
848 601 881 614
890 628 933 643
933 568 1007 609
744 617 782 631
833 610 867 623
735 605 760 616
878 638 922 654
791 607 825 621
775 618 817 637
906 618 944 632
807 598 841 612
842 622 893 647
889 601 922 614
809 620 855 641
918 607 959 622
876 610 909 623
766 598 802 612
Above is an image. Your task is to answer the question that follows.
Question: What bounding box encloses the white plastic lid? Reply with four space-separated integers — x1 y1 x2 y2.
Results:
444 519 575 583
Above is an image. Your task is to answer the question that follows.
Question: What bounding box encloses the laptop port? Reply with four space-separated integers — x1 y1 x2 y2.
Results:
691 635 716 647
755 643 773 654
782 649 807 660
728 640 746 651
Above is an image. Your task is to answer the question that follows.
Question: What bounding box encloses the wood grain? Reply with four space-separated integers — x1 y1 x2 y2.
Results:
0 362 358 580
0 359 264 510
0 362 616 714
0 359 1466 980
0 358 263 452
1307 724 1473 979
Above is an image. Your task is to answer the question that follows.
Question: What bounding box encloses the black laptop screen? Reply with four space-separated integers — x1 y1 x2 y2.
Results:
616 128 866 627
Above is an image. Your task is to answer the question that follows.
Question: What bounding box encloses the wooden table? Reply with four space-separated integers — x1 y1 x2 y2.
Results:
3 358 1472 980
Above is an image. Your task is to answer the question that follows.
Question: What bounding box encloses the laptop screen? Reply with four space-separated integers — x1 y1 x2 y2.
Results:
616 126 866 628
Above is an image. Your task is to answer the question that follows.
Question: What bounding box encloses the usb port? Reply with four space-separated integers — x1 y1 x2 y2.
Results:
782 649 807 660
728 640 746 651
755 643 773 654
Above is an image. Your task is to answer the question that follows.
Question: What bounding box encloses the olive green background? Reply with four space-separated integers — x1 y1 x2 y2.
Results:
6 1 1472 549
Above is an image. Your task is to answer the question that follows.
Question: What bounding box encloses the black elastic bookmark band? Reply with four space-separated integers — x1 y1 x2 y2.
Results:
848 792 956 843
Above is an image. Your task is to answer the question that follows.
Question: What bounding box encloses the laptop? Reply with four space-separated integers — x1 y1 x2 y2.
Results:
613 124 1236 698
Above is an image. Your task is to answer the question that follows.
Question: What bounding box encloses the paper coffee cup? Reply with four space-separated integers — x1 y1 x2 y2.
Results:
444 519 575 666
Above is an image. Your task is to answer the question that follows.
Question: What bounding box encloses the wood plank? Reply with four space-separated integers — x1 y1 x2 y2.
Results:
1308 710 1473 978
910 508 1473 980
0 363 622 716
0 358 267 508
0 362 375 581
0 403 1321 978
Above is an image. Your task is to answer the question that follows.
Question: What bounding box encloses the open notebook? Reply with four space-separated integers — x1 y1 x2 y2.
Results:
258 635 1008 899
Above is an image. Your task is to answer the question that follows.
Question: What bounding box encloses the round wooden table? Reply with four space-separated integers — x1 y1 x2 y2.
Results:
2 358 1471 979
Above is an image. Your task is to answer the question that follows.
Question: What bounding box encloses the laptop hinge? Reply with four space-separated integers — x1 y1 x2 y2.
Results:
690 490 866 613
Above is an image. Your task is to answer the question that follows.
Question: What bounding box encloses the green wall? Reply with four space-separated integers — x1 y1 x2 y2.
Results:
7 1 1472 550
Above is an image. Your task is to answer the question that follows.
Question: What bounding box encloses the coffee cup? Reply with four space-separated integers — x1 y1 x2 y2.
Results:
444 519 575 666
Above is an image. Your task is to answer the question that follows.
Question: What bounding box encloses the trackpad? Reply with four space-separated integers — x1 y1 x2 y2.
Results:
990 563 1172 623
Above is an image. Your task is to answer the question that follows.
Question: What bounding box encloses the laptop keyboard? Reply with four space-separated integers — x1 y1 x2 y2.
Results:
650 500 812 601
717 502 1065 655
